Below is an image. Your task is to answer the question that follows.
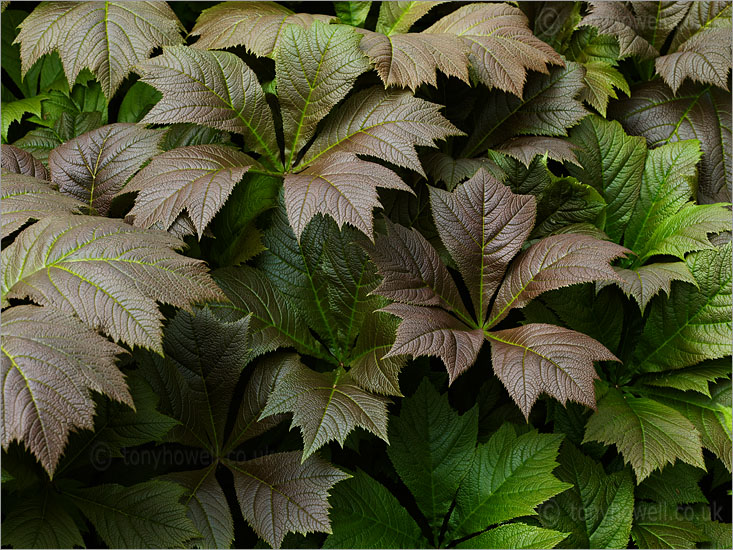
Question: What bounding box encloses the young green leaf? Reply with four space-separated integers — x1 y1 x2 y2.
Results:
455 523 569 550
334 1 372 28
376 1 441 35
1 95 46 141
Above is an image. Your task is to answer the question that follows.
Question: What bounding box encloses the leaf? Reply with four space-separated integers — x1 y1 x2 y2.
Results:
381 302 485 384
1 304 131 475
1 144 48 179
456 523 569 550
0 172 86 238
639 359 732 396
699 520 733 549
610 81 731 204
540 443 634 548
430 169 536 322
261 362 390 460
580 2 657 59
334 1 372 28
634 245 732 373
464 62 588 156
122 144 257 238
387 380 478 536
376 1 441 34
426 3 564 96
421 151 493 190
530 176 606 239
225 451 349 548
284 152 410 239
1 95 46 141
117 81 161 123
487 323 615 419
190 2 334 57
2 489 84 549
349 312 405 397
489 235 628 327
637 463 707 506
68 480 198 548
167 467 233 549
323 469 427 548
602 263 697 312
566 116 646 242
583 388 706 481
633 2 691 52
495 136 580 167
277 21 369 166
358 30 469 91
631 502 705 549
448 424 570 539
49 123 163 215
366 219 469 317
1 215 224 351
301 86 462 175
14 1 183 99
137 46 280 167
656 5 732 92
212 266 325 359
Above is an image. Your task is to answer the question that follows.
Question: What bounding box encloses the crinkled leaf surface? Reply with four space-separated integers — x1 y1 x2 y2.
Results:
455 523 569 550
225 451 349 548
348 312 405 396
49 123 163 215
123 144 257 238
191 2 333 57
301 86 461 175
261 361 390 461
1 305 131 476
640 358 732 397
1 144 48 179
495 136 580 168
584 388 706 481
14 1 183 98
631 502 706 549
137 46 281 167
580 2 657 59
0 172 86 238
637 462 707 506
530 176 606 239
602 263 697 312
1 215 223 351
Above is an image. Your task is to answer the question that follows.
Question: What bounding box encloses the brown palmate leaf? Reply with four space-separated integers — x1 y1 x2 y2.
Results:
426 3 564 96
358 30 469 91
0 172 86 238
49 123 163 215
580 2 657 59
301 86 462 175
284 152 411 239
381 303 485 384
366 219 469 317
224 352 297 452
190 2 333 57
599 263 697 312
225 451 349 549
489 235 629 327
375 1 443 35
1 144 48 179
122 145 257 238
495 136 580 167
671 1 729 51
1 216 223 351
632 1 691 52
137 46 280 167
655 4 732 92
429 169 536 323
261 361 390 460
610 81 731 204
14 1 183 99
1 305 132 475
277 22 369 166
487 323 616 418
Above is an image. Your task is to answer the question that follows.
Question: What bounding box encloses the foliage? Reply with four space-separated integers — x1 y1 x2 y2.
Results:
1 1 731 549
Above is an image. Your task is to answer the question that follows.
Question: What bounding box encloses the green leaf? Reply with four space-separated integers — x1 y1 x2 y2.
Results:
631 502 705 549
261 362 390 461
387 380 478 537
276 21 369 167
583 388 705 481
637 463 707 506
540 443 634 548
635 245 732 373
376 1 441 34
68 480 199 548
1 95 46 141
117 81 161 123
323 469 427 548
2 488 84 549
530 176 606 239
137 46 281 168
15 1 184 99
348 312 405 396
334 1 372 27
448 424 570 540
566 116 645 242
455 523 569 549
639 359 732 396
602 263 697 313
579 3 657 59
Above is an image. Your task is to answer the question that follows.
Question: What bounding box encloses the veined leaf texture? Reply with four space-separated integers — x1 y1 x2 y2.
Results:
2 1 731 549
